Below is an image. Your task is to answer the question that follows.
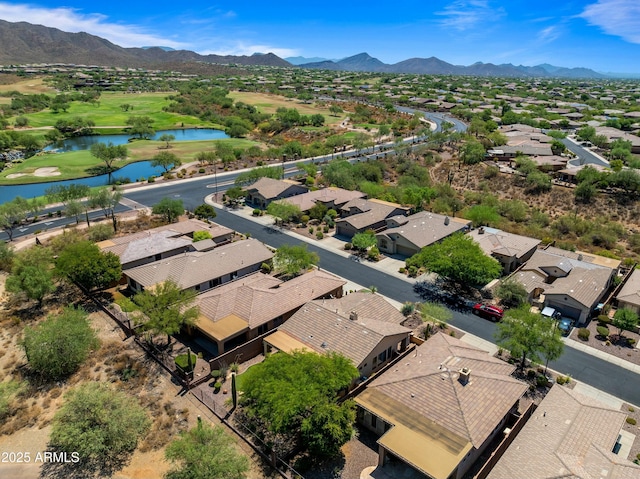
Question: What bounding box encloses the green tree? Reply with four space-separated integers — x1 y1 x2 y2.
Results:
612 308 639 338
0 197 30 241
158 133 175 149
165 422 249 479
234 166 283 187
193 204 217 220
351 231 377 251
525 171 552 193
126 115 155 139
465 204 500 227
406 233 501 286
132 280 199 345
151 151 182 173
329 105 343 116
577 125 596 143
90 142 128 172
51 383 150 465
495 279 528 308
224 186 246 207
152 198 184 223
267 201 302 224
273 244 319 277
88 186 123 232
495 306 564 370
419 301 453 338
239 350 358 457
6 246 54 305
55 241 121 291
460 139 485 181
308 202 328 221
21 307 99 379
0 241 14 272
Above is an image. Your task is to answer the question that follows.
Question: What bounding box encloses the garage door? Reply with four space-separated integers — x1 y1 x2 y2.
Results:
550 304 582 320
396 245 418 257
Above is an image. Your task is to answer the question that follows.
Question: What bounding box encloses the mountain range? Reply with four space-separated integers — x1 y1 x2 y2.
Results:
0 20 606 79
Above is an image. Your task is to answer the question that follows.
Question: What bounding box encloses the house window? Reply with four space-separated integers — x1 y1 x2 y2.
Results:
380 239 388 249
195 284 201 291
378 350 387 363
371 415 377 428
257 324 269 335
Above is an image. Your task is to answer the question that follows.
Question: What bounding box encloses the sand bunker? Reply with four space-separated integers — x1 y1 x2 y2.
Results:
6 167 61 179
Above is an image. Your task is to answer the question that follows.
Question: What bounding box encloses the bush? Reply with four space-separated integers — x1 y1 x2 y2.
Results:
629 338 637 346
556 375 571 385
401 302 415 316
536 375 550 387
211 370 221 379
300 215 310 224
596 325 609 338
174 353 198 373
323 225 329 233
87 224 114 242
344 242 352 250
260 262 272 273
627 417 637 425
577 328 590 341
484 165 499 178
198 168 205 174
398 267 406 274
316 231 324 240
598 315 611 325
252 208 261 216
309 227 314 234
148 176 155 183
408 265 418 277
213 381 222 391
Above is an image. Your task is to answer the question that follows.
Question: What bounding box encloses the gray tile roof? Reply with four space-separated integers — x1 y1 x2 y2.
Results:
276 187 366 212
378 211 470 249
360 333 527 448
468 228 540 259
487 385 640 479
278 299 410 366
196 269 346 330
616 269 640 308
338 199 407 230
124 238 273 290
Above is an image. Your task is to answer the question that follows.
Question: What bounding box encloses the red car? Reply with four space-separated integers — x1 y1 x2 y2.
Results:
472 303 504 321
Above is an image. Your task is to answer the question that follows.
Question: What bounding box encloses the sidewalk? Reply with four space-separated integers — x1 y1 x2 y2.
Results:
208 196 640 407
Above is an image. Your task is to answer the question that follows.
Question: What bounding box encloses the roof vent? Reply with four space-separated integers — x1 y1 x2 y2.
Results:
458 367 471 385
444 216 450 225
577 254 584 261
349 311 358 321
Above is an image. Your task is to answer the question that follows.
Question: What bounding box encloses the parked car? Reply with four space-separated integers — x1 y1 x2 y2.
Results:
557 318 574 336
472 303 504 321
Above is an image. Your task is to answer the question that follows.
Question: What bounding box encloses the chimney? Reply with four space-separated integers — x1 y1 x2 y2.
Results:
444 216 450 226
349 311 358 321
458 367 471 385
478 226 485 234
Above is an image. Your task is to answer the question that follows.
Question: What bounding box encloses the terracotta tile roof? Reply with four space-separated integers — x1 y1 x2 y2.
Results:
378 211 470 249
124 238 273 290
195 269 346 331
320 292 406 324
245 177 307 200
359 333 527 448
487 385 640 479
468 228 541 260
277 300 410 366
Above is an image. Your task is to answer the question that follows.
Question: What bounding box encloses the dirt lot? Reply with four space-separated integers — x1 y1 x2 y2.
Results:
0 274 271 479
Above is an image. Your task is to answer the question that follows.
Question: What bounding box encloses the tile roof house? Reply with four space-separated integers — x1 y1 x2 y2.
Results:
513 248 617 324
244 177 308 208
487 385 640 479
336 199 409 239
97 219 233 269
275 186 366 213
194 269 345 355
355 333 527 479
124 238 274 294
376 211 471 257
595 126 640 153
265 295 411 377
320 291 408 325
468 227 541 274
615 269 640 314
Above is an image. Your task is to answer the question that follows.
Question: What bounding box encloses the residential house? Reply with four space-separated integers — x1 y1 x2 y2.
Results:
615 269 640 314
468 227 541 274
265 295 411 378
487 385 640 479
376 211 471 258
244 177 308 208
97 219 233 270
124 238 274 293
513 247 618 324
275 186 366 213
336 199 409 239
355 333 528 479
595 126 640 153
320 291 408 325
194 269 345 355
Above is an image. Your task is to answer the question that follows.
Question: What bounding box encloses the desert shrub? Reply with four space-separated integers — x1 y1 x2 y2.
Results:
198 168 205 174
260 262 272 273
598 315 611 325
309 227 314 234
316 231 324 240
577 328 590 341
174 353 198 373
629 338 637 346
484 165 499 179
556 375 570 385
252 208 261 216
627 417 637 425
323 226 329 233
87 224 114 242
401 302 415 316
211 370 221 379
408 265 418 277
214 382 222 391
596 326 610 338
398 267 406 274
536 375 550 387
300 215 310 224
344 243 352 250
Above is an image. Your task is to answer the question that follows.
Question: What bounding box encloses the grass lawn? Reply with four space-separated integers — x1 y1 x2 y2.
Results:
0 137 262 184
228 91 346 126
6 91 209 130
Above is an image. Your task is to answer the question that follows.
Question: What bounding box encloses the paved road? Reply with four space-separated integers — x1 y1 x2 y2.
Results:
182 207 640 407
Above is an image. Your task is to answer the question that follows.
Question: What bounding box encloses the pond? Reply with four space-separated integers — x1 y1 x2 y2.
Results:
45 128 229 152
0 161 164 204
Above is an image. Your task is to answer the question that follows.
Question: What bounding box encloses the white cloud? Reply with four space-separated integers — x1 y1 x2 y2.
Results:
200 42 299 58
580 0 640 43
436 0 504 31
0 2 188 49
538 25 561 43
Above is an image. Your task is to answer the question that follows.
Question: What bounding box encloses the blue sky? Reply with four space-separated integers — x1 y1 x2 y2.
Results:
0 1 639 73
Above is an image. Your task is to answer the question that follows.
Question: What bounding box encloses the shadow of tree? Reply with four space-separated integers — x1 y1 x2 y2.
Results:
39 446 133 479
